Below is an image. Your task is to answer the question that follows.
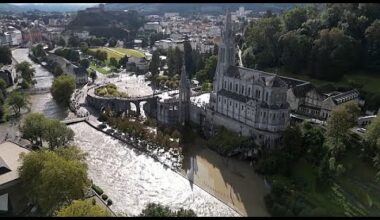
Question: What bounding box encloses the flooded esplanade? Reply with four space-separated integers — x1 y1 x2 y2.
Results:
69 122 240 217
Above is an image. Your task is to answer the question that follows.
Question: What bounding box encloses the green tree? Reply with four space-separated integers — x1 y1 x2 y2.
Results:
326 101 360 142
79 42 89 52
31 44 46 58
108 38 117 47
90 71 97 82
0 46 12 65
55 200 110 217
365 116 380 181
119 55 128 68
16 61 36 87
242 16 283 69
18 147 90 215
21 113 46 146
195 55 217 83
149 50 160 76
43 119 74 150
283 123 304 160
310 28 361 80
109 57 118 68
282 7 309 31
50 74 76 106
139 203 196 217
279 31 312 72
80 59 90 69
68 36 80 48
58 37 66 47
5 91 27 116
365 20 380 70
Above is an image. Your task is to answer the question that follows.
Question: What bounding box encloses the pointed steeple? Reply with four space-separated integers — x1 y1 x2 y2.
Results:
179 54 190 126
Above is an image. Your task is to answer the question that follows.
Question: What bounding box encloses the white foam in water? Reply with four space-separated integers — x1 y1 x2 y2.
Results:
69 122 240 217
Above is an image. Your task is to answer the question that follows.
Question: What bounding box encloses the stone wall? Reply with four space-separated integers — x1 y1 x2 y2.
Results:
86 92 157 117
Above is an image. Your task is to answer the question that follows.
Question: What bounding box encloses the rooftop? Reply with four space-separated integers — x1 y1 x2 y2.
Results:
0 142 30 186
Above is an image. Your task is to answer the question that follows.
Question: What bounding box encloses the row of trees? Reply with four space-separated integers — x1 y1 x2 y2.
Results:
54 48 80 63
242 3 380 80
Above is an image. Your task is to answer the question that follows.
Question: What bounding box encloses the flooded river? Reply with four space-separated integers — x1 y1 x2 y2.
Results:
11 48 69 120
69 122 240 217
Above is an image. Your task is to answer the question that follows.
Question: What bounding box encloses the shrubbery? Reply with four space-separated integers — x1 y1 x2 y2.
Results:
92 184 104 196
101 194 108 200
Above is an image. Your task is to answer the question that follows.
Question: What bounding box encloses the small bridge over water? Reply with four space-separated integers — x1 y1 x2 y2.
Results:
61 117 87 125
20 87 50 95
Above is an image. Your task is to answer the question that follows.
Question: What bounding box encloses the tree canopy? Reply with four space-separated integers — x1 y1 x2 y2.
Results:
139 203 196 217
55 200 110 217
21 113 74 149
50 74 76 106
18 147 90 215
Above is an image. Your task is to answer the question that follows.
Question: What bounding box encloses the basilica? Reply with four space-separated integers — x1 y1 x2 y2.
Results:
156 12 290 148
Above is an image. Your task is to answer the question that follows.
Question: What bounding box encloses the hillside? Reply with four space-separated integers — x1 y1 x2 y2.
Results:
66 9 144 40
103 3 307 15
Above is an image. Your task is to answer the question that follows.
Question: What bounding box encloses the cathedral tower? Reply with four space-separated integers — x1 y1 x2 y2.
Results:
179 55 191 126
213 10 235 93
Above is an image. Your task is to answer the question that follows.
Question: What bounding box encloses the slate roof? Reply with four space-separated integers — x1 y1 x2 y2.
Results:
218 89 248 103
331 89 359 105
224 66 289 88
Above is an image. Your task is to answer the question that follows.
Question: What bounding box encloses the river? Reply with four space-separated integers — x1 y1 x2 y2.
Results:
7 48 241 216
69 122 240 217
11 48 69 120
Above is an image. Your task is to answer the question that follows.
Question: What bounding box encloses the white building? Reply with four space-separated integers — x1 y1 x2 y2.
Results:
4 29 22 46
144 22 162 33
164 12 179 19
73 31 90 39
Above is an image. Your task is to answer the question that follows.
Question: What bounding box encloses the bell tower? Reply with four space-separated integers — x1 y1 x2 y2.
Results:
179 55 191 126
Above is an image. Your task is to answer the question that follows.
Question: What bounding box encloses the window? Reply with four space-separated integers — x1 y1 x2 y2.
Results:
218 97 221 102
229 82 232 90
266 92 268 101
273 114 275 119
241 86 245 94
248 87 251 96
264 112 266 117
241 105 244 110
224 80 227 89
224 99 226 104
229 101 232 106
235 84 238 92
282 113 285 118
235 103 238 108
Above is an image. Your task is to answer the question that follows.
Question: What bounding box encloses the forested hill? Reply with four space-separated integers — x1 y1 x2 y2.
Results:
103 3 306 15
66 9 144 39
241 3 380 110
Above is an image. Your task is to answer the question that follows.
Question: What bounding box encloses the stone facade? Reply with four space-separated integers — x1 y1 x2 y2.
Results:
208 12 290 148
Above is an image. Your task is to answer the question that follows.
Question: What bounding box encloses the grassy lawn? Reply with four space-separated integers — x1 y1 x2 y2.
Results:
88 64 109 75
89 47 145 61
